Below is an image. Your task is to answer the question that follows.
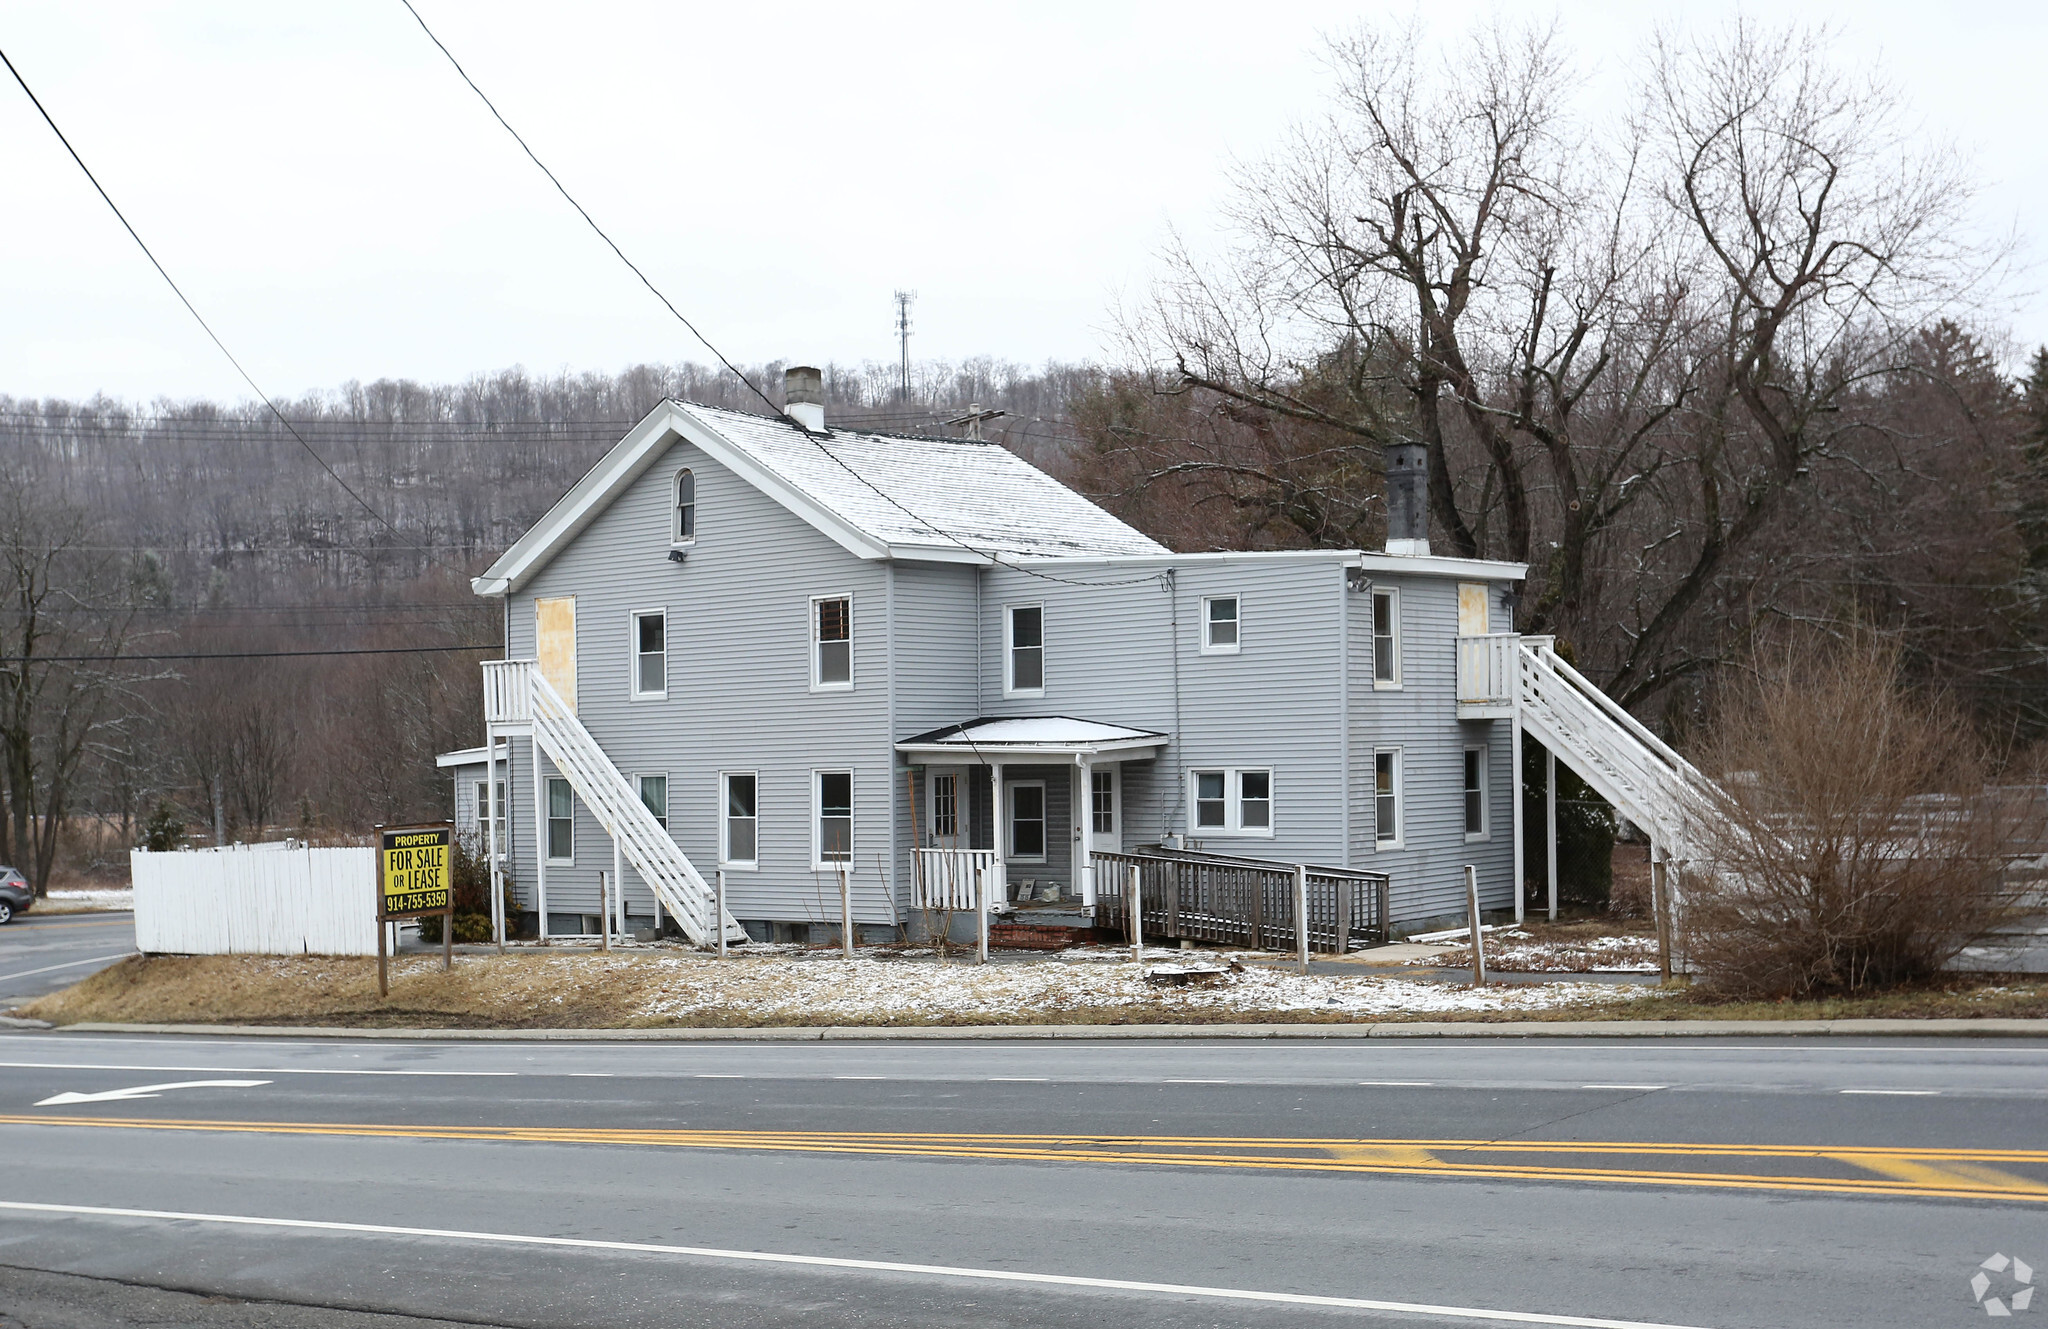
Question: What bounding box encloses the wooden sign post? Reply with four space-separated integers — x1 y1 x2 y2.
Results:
375 822 454 998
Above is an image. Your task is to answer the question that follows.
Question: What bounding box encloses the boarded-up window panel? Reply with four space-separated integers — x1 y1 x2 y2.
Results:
1457 583 1490 637
536 596 577 712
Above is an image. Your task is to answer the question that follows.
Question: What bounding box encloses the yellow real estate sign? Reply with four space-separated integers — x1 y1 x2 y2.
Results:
379 825 451 916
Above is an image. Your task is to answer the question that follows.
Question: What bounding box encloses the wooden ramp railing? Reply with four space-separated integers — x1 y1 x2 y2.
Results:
1093 848 1390 954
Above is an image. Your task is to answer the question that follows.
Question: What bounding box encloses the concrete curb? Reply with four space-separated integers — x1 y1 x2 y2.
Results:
45 1017 2048 1041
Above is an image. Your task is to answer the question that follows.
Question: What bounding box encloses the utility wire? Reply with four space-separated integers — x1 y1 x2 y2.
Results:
398 0 785 423
400 5 1164 593
0 44 442 568
0 643 497 664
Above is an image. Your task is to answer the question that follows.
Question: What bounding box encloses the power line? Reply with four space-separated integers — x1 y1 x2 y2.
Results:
399 0 787 425
1 643 496 664
397 9 1156 592
0 44 439 569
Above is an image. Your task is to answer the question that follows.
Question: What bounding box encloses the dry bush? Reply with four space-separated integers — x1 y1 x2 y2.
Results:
1682 636 2023 997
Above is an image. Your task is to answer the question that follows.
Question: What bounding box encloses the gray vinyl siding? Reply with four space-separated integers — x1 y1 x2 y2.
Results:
890 562 980 898
1349 574 1519 925
977 558 1352 867
503 435 899 927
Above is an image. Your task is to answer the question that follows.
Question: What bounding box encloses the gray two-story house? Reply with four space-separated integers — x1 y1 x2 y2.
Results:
447 366 1663 950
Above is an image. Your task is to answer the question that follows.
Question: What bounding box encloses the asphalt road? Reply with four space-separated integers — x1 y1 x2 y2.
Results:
0 911 134 1006
0 1032 2041 1328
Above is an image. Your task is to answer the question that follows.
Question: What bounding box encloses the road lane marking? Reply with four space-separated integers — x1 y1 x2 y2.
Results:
1165 1078 1229 1083
568 1073 612 1078
1840 1090 1939 1096
2 1116 2041 1204
833 1076 884 1080
1583 1085 1667 1091
0 1198 1716 1328
988 1077 1048 1082
694 1074 742 1079
1359 1081 1432 1086
0 1061 513 1078
35 1079 269 1107
0 953 134 984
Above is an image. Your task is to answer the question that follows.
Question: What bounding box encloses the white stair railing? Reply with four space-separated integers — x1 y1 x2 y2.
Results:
500 660 744 947
1514 639 1719 860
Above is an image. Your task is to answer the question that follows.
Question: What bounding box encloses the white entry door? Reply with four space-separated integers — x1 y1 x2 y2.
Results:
1087 764 1121 854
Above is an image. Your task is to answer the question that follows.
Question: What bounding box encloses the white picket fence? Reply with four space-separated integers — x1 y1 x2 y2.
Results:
132 843 378 955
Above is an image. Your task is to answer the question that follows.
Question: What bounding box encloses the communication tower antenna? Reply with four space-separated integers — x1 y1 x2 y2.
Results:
893 290 917 402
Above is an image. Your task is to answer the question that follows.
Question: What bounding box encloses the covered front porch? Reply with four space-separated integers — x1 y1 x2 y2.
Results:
895 717 1168 924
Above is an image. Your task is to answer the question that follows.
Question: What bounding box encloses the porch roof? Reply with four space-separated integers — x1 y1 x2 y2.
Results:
896 716 1168 763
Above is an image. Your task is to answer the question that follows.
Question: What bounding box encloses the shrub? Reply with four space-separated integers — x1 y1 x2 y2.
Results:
414 831 515 945
1682 635 2021 998
142 801 185 853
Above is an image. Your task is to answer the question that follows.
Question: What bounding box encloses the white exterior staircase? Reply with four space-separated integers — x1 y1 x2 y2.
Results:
1458 634 1719 861
483 659 746 947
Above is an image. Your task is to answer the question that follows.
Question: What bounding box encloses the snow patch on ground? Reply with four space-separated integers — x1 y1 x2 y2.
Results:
38 888 133 913
1430 930 1660 973
631 953 1658 1023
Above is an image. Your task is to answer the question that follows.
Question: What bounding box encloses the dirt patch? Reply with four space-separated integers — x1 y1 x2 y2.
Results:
19 951 2043 1030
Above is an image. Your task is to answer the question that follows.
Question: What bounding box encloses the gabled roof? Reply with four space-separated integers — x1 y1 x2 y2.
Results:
472 400 1166 596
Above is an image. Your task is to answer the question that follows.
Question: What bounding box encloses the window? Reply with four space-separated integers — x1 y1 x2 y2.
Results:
1091 769 1114 835
672 469 696 544
1202 595 1240 653
546 777 574 862
1463 747 1488 839
632 610 666 698
722 772 757 867
813 595 852 689
1240 769 1271 829
1372 587 1401 688
930 773 958 839
473 780 506 855
815 770 852 866
1006 604 1044 695
638 774 668 831
1188 768 1273 836
1009 782 1047 861
1374 750 1402 848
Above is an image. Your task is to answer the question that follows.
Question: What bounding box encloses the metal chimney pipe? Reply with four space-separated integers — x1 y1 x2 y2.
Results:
785 365 825 432
1384 441 1430 556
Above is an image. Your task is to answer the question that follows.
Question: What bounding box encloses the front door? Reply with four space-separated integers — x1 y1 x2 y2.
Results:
926 767 964 848
1087 763 1120 854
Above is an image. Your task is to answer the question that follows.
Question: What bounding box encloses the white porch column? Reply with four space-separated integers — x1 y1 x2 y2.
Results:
1510 683 1526 925
533 738 549 942
486 727 504 951
1077 756 1095 908
1545 747 1559 922
988 760 1006 910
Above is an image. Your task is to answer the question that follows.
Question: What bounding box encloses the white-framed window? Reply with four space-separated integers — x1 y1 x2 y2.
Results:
1201 595 1240 654
1186 767 1275 837
1008 781 1047 861
1463 746 1488 839
1374 749 1403 848
930 772 959 840
637 773 668 832
722 771 758 868
812 594 852 690
1372 587 1401 688
473 780 506 855
1090 769 1115 835
814 770 852 867
631 609 666 699
672 468 696 544
546 776 574 863
1005 603 1044 696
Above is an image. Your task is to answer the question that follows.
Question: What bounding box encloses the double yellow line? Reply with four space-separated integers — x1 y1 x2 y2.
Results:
3 1113 2043 1204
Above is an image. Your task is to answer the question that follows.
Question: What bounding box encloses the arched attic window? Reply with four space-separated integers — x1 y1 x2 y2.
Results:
672 468 696 544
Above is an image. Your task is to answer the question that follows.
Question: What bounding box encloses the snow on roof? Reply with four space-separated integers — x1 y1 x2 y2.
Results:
681 403 1166 560
898 716 1169 752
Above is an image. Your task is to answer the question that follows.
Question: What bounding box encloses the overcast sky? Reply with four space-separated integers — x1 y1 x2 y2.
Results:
3 1 2043 405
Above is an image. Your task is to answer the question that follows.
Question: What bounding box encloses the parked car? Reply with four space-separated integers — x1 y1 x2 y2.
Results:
0 867 30 924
